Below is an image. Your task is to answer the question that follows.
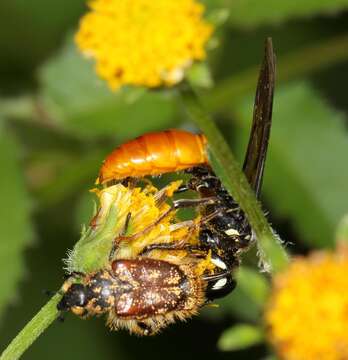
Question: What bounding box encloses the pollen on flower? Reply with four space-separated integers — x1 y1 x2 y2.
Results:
75 0 213 89
265 245 348 360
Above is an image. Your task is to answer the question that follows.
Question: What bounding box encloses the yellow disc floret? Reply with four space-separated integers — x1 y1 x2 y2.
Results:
75 0 213 89
265 245 348 360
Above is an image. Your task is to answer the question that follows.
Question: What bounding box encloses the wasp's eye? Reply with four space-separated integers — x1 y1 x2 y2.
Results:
57 284 88 311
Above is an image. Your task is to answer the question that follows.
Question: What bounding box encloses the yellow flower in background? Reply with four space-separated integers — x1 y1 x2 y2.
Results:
75 0 213 89
265 246 348 360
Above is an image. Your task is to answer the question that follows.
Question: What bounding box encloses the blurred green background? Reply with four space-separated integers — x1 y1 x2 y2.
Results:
1 0 348 359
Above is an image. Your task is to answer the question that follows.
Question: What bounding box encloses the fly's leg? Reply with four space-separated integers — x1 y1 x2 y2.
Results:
136 321 155 336
63 271 86 281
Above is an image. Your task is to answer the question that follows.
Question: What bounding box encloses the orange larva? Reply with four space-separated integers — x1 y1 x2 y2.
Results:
98 129 208 183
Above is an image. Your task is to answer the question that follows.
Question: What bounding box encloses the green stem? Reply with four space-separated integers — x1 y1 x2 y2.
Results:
0 293 62 360
181 85 289 273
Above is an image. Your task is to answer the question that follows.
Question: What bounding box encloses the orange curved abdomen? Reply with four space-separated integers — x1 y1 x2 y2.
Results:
98 129 208 183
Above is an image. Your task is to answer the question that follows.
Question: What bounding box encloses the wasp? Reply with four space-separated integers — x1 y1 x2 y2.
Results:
95 38 276 301
171 38 275 298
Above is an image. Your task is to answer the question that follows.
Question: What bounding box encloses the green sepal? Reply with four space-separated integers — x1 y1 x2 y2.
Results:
67 201 120 273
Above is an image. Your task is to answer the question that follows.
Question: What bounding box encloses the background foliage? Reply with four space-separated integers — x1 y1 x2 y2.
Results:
1 0 348 359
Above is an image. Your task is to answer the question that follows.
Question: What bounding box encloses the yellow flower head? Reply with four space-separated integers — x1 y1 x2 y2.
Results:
68 180 215 278
265 246 348 360
75 0 213 89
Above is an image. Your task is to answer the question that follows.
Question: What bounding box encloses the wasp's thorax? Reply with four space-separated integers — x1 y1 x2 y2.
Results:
187 166 253 260
58 258 205 335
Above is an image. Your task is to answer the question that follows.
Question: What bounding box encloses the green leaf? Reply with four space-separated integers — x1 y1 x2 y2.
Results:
0 1 85 76
218 266 270 321
187 63 214 89
39 39 177 139
35 150 103 208
234 82 348 248
205 7 230 26
0 121 34 321
226 0 348 28
218 324 264 351
336 214 348 244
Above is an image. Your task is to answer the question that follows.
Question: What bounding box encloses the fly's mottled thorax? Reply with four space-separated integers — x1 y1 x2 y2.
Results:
111 258 196 318
83 271 119 314
58 259 205 335
58 270 119 318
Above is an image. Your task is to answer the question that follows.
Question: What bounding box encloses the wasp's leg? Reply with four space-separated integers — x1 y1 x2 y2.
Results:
121 177 139 189
109 212 132 261
173 184 190 194
139 242 206 256
117 196 218 246
138 215 205 256
172 165 213 194
173 197 218 209
138 210 222 256
153 180 191 207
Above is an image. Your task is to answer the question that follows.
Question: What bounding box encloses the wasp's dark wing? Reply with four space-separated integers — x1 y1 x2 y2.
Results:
242 37 275 198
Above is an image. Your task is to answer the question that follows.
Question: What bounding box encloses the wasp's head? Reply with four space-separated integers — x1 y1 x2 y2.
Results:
57 283 90 316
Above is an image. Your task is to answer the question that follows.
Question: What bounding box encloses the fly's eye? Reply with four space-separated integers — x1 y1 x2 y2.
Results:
58 284 88 311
